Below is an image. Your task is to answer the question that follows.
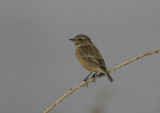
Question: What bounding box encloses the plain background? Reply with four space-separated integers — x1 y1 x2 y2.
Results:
0 0 160 113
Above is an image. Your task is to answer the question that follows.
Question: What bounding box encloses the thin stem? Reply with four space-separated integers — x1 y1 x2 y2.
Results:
43 49 160 113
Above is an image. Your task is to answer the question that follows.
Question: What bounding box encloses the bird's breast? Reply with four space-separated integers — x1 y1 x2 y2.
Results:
75 47 99 72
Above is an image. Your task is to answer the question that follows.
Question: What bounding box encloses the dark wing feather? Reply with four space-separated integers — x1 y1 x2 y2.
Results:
78 45 106 69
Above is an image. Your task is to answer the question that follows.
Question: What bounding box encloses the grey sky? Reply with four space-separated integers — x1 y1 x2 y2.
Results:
0 0 160 113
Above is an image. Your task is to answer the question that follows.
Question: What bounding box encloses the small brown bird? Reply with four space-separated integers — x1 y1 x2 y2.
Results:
69 34 113 82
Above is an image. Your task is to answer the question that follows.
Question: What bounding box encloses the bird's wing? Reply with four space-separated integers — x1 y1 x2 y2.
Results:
78 45 106 69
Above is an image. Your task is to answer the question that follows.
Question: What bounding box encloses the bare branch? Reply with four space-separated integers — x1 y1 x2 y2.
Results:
43 49 160 113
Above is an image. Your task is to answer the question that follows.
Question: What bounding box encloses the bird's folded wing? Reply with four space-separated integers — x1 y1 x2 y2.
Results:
82 56 106 69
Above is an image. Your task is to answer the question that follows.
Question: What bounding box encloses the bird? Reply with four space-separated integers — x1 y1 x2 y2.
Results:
69 34 113 82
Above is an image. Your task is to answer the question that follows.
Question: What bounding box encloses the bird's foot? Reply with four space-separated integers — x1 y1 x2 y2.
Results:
83 78 88 87
92 75 96 83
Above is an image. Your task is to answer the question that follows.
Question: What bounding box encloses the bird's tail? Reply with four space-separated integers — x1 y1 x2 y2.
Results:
103 70 113 82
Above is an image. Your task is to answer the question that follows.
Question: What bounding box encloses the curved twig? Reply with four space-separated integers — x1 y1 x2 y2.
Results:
43 49 160 113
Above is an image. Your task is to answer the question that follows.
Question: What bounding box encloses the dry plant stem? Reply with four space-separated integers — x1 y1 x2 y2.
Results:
43 49 160 113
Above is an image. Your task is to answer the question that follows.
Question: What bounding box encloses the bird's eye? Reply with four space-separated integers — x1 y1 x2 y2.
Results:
78 38 83 41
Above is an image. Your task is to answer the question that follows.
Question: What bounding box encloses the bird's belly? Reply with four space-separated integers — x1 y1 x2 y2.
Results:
76 54 99 72
80 60 98 72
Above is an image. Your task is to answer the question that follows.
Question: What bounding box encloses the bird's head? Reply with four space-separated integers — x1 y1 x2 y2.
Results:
69 34 92 46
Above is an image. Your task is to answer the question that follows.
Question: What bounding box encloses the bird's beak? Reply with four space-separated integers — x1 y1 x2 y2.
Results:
69 38 75 41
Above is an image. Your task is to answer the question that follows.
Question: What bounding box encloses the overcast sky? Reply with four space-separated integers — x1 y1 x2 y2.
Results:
0 0 160 113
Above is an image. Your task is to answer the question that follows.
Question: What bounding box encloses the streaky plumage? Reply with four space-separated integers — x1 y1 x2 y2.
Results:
70 34 113 82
